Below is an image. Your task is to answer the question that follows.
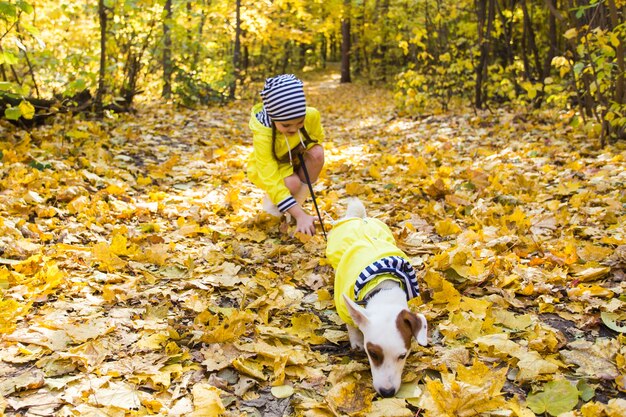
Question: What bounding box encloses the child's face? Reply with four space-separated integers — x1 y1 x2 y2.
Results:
274 117 305 136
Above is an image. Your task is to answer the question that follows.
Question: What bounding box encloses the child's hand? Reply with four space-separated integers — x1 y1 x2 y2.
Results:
294 213 316 236
288 205 316 236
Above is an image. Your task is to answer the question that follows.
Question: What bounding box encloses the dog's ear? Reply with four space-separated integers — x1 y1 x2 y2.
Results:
343 294 369 328
399 310 428 346
414 313 428 346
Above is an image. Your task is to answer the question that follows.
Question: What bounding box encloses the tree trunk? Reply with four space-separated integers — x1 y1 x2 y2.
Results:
230 0 241 99
607 0 624 106
95 0 107 115
330 33 337 62
162 0 173 99
340 0 351 83
543 0 558 79
281 41 290 74
243 43 249 72
520 0 542 80
191 0 207 70
299 43 307 69
474 0 489 109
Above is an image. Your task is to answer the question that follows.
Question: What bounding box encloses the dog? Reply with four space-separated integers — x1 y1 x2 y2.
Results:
326 198 428 397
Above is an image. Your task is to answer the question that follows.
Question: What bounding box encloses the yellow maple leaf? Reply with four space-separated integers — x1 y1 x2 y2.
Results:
286 313 327 344
92 242 126 272
424 271 461 310
105 183 126 195
0 298 26 334
504 207 529 229
326 381 374 415
419 360 508 416
474 334 559 380
18 100 35 119
140 244 170 266
368 398 413 417
440 310 496 342
271 354 289 385
345 182 370 196
200 310 253 343
368 164 382 180
136 175 152 186
110 233 132 256
407 156 429 177
459 297 492 317
225 187 240 210
435 219 462 236
451 253 486 280
191 384 225 417
136 332 170 350
232 357 267 381
567 283 614 299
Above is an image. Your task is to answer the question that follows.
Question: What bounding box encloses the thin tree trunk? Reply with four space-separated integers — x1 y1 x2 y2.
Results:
230 0 241 99
330 33 337 62
162 0 173 99
191 0 207 70
520 0 542 80
299 43 306 69
340 0 351 83
96 0 107 115
320 34 327 68
607 0 624 106
475 0 493 108
543 0 558 78
243 43 249 72
281 41 290 74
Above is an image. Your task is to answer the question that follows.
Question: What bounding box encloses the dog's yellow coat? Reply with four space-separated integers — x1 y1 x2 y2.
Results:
326 217 410 326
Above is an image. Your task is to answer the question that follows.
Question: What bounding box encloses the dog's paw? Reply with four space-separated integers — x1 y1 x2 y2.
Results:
347 325 364 350
350 340 364 351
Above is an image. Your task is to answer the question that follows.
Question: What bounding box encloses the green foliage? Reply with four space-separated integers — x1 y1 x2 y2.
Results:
526 379 580 416
173 69 227 107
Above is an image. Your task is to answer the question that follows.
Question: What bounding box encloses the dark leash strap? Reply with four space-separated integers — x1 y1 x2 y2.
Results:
297 152 327 241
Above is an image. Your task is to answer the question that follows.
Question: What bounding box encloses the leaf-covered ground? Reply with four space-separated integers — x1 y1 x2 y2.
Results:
1 69 625 417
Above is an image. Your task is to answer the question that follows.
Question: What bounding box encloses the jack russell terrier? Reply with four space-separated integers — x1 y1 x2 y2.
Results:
326 198 428 397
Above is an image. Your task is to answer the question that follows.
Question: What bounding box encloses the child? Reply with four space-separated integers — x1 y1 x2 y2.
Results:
247 74 325 236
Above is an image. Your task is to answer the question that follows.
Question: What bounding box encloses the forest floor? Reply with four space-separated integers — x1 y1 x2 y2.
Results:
1 68 625 417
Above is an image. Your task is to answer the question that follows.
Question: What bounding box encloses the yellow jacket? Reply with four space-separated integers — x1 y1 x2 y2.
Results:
326 217 419 327
247 103 325 211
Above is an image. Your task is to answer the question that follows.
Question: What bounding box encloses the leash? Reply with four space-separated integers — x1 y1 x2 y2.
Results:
297 152 327 240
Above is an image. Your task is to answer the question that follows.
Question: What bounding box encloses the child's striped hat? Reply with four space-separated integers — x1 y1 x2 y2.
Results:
260 74 307 122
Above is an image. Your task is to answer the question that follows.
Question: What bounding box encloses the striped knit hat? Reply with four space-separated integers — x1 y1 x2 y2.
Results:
260 74 307 122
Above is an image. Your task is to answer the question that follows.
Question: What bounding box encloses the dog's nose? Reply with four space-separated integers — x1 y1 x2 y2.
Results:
378 387 397 398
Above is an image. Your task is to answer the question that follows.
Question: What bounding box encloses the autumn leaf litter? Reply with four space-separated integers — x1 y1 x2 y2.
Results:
0 71 625 416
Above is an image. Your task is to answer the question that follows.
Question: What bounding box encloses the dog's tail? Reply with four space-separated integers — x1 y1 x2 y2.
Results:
345 197 367 219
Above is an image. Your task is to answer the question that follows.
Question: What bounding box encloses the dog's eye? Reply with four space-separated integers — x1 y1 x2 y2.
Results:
368 351 380 362
398 353 407 360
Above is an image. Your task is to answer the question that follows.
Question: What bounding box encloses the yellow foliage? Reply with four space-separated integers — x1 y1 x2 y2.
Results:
475 334 559 380
1 66 624 415
0 297 29 334
286 313 326 344
200 310 253 343
92 242 126 271
345 182 370 196
426 271 461 310
419 360 508 416
435 219 462 236
191 384 226 417
326 381 374 415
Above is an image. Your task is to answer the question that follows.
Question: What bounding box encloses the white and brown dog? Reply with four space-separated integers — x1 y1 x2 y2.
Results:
326 198 428 397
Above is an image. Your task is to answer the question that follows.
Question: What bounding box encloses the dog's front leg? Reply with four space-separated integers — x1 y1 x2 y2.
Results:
347 324 364 350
